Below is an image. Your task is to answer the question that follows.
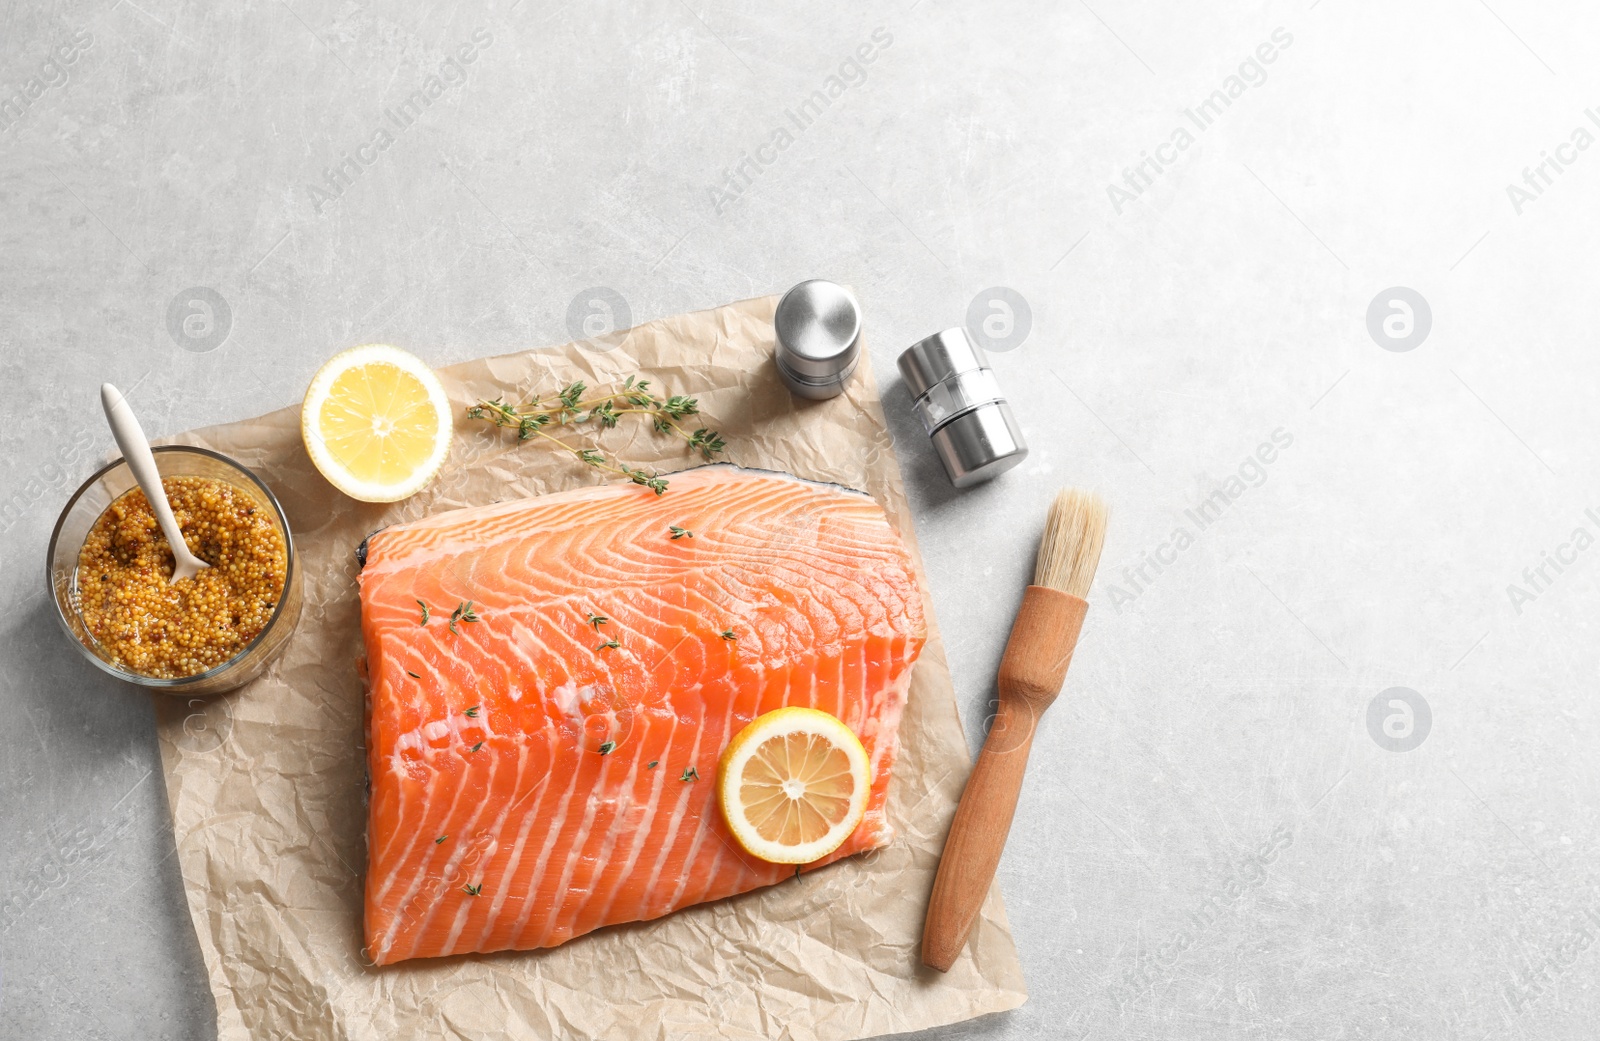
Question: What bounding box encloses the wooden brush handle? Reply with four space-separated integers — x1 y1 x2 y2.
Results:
920 699 1039 973
921 586 1088 973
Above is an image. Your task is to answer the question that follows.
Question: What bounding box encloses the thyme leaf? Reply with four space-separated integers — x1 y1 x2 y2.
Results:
448 600 480 635
679 766 700 782
669 525 693 540
595 638 621 652
435 834 447 844
462 883 483 896
416 599 430 625
687 428 726 460
559 381 586 412
465 705 479 718
598 740 616 755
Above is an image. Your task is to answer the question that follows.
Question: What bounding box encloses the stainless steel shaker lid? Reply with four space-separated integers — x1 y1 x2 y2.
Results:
773 280 862 382
897 327 989 399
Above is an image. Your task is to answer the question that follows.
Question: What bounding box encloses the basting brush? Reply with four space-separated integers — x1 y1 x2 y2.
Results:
921 487 1108 972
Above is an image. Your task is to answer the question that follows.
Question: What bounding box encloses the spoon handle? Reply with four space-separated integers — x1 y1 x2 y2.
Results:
100 384 193 562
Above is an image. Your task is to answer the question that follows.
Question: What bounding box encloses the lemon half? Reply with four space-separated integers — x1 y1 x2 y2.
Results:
717 707 872 865
301 344 453 502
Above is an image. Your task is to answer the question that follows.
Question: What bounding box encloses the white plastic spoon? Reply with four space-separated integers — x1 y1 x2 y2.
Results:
100 383 210 584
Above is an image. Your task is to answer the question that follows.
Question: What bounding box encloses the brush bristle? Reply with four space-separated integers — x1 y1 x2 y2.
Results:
1033 488 1108 598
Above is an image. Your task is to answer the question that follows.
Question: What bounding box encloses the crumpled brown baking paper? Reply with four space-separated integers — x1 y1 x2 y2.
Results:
152 294 1026 1041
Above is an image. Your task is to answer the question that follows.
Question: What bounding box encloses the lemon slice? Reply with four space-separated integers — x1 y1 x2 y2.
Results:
717 707 872 865
301 344 453 502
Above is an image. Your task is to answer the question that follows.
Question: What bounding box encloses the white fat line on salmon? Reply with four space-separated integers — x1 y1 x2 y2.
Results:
391 709 494 759
503 739 591 946
529 727 641 946
391 732 551 956
372 725 486 889
358 465 881 574
374 760 478 956
412 749 511 958
460 743 554 954
585 717 689 925
552 681 592 717
437 754 531 955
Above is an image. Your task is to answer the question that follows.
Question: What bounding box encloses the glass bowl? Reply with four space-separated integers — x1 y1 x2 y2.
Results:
46 445 304 696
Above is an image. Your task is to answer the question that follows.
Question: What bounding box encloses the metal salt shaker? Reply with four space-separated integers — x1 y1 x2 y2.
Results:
897 328 1027 489
772 280 862 400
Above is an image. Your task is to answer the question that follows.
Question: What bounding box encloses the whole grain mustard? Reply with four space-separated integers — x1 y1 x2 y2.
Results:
76 476 287 679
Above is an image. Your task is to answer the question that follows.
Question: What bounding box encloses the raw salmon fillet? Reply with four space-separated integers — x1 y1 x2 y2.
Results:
358 465 926 964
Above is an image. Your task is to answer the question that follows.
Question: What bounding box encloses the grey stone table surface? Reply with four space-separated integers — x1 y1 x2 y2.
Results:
3 0 1597 1038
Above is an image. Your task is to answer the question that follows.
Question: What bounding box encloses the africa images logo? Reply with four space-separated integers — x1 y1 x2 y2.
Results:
1366 688 1430 753
1103 428 1294 611
305 28 494 214
707 28 893 215
1106 27 1293 215
1503 109 1600 216
0 29 93 136
1504 507 1600 615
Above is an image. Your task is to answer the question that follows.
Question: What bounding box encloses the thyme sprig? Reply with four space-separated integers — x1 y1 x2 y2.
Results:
462 883 483 896
467 377 726 496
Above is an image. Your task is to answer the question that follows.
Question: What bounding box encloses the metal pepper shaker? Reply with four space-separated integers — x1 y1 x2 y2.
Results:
897 328 1027 489
772 279 862 400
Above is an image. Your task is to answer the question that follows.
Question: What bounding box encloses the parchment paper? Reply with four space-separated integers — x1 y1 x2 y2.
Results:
153 294 1027 1041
